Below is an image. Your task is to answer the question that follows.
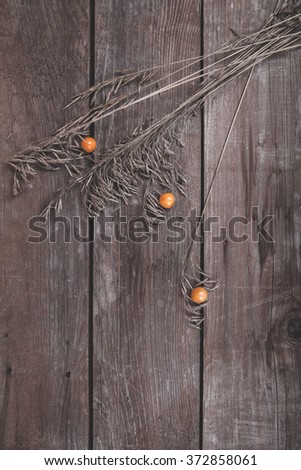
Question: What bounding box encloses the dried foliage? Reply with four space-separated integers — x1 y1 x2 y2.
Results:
9 2 301 203
181 267 219 328
7 2 301 322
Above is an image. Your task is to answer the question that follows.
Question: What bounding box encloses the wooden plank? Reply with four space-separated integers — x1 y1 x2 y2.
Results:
93 0 202 449
0 0 89 449
203 0 301 449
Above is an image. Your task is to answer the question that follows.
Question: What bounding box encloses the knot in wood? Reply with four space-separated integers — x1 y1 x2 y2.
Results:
280 309 301 347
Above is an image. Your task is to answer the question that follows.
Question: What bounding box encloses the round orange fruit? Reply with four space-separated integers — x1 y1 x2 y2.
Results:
81 136 97 153
159 192 175 209
190 287 208 304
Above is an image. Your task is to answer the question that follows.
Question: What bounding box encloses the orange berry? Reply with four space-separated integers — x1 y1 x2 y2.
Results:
81 136 97 153
159 192 175 209
190 287 208 304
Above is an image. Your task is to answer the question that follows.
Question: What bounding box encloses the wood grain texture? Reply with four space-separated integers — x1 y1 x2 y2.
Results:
0 0 89 449
93 0 202 449
203 0 301 449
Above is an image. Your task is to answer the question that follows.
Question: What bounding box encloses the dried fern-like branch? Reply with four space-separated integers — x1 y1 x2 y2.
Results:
41 119 189 220
6 1 301 324
9 1 301 203
64 70 155 109
9 133 90 196
9 70 156 195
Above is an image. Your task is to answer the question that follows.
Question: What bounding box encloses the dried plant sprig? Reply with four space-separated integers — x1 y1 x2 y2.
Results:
79 3 301 124
143 186 167 229
18 0 301 221
6 2 301 326
41 119 190 219
10 133 89 196
55 70 160 139
67 2 301 122
8 71 157 193
9 2 301 201
64 70 155 109
181 65 254 326
60 1 301 152
181 267 219 328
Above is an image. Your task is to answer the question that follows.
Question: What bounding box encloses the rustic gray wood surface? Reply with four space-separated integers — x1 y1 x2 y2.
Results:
0 0 90 449
92 0 202 450
203 0 301 450
0 0 301 450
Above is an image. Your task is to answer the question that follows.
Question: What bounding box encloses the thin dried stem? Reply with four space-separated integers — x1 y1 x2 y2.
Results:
181 68 254 326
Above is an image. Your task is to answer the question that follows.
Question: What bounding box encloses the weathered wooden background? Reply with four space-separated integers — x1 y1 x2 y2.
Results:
1 0 301 450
